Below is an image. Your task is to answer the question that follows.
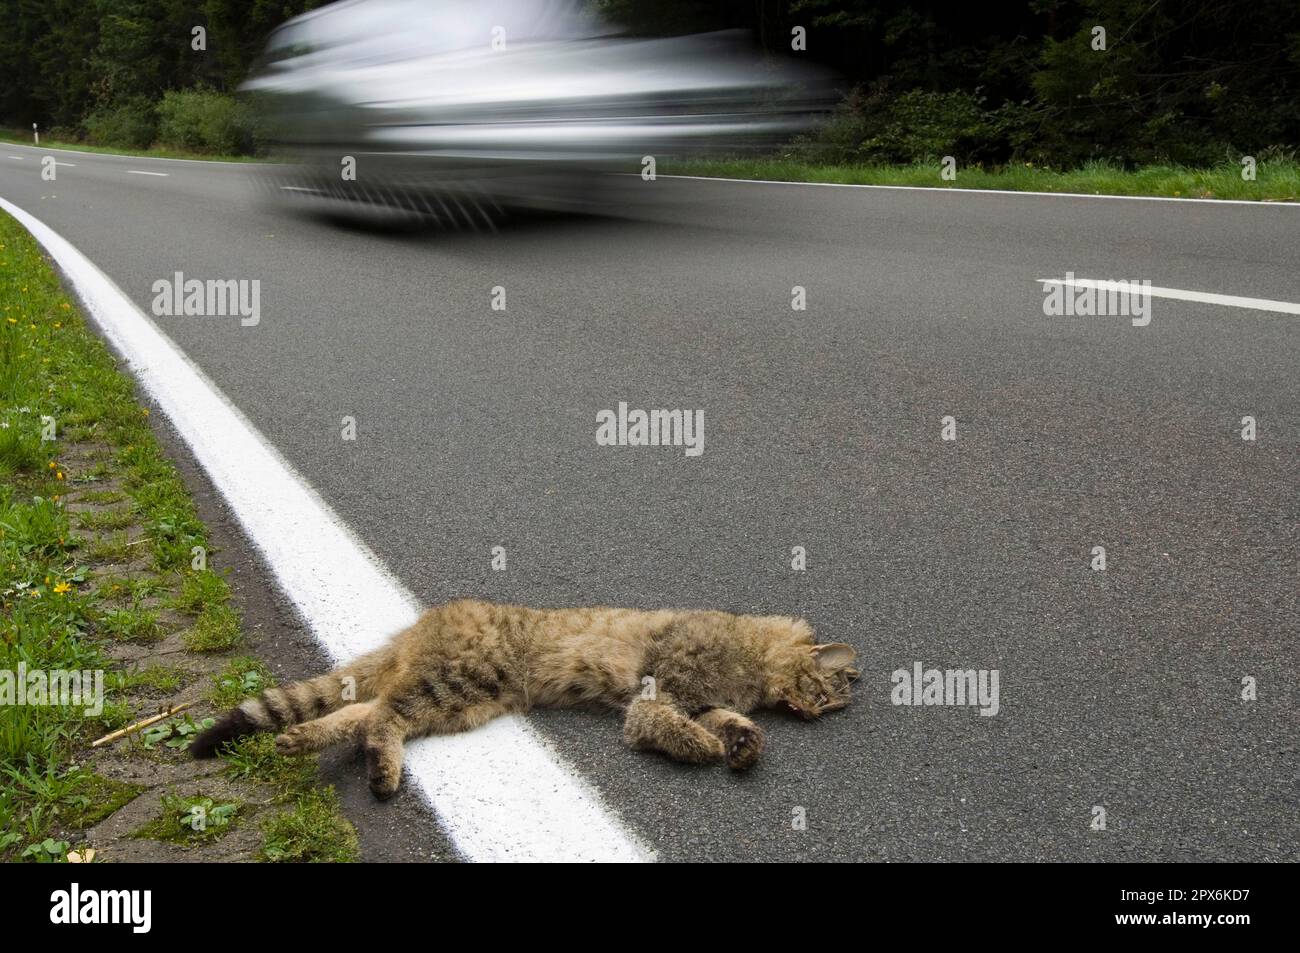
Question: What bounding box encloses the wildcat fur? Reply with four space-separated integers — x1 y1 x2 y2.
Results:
190 599 858 798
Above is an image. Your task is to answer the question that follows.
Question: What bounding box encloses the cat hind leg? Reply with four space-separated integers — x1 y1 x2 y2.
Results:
362 706 408 800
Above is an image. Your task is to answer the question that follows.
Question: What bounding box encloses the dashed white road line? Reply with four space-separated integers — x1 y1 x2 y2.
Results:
1037 277 1300 315
126 170 169 177
0 196 652 864
8 155 26 160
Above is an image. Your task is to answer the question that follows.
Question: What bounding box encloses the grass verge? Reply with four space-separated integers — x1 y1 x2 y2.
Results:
0 210 355 863
664 157 1300 202
0 129 259 163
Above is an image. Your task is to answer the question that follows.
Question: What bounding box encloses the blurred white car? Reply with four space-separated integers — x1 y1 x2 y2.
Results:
243 0 828 224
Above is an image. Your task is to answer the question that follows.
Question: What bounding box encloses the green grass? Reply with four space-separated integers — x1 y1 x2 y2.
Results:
89 700 133 736
260 789 358 863
0 207 364 864
98 605 163 643
0 129 261 164
75 507 136 531
132 793 242 845
0 210 233 858
59 773 146 828
0 760 139 856
184 603 243 652
117 664 190 696
221 734 316 794
664 157 1300 202
0 489 99 777
93 573 166 602
0 426 46 478
208 656 273 709
75 489 127 505
85 531 134 563
70 460 111 484
171 568 230 615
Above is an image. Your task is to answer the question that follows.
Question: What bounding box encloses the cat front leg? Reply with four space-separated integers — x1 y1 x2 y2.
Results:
696 708 766 770
623 694 725 765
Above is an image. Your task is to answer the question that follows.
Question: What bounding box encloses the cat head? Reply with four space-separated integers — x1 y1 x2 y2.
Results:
766 635 859 719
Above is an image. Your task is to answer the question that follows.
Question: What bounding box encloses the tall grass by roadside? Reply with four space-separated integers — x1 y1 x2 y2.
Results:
664 157 1300 202
0 128 261 163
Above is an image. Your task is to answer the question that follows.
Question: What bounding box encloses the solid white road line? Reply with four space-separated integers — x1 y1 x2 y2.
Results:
126 170 169 177
650 174 1300 207
1037 278 1300 315
0 197 652 863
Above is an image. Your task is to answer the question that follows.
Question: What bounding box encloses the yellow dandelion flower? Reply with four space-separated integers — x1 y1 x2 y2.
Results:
53 582 71 594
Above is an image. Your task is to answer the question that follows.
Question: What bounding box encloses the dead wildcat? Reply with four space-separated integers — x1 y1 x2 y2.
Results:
190 599 858 798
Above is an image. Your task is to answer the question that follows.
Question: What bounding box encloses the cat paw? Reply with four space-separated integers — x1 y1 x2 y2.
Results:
696 734 726 763
275 727 308 755
722 721 765 770
365 745 401 800
369 773 400 800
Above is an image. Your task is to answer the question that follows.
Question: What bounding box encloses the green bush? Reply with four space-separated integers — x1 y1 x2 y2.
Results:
82 98 156 149
860 90 991 163
798 87 1035 166
156 89 257 155
45 125 84 143
794 96 873 165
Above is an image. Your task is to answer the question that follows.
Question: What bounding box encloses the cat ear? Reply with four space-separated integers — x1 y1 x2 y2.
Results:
812 643 857 670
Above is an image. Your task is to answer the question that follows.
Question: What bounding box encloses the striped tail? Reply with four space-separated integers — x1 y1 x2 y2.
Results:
190 664 372 758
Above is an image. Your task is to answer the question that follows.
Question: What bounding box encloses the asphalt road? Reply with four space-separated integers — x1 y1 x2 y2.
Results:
3 142 1297 861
